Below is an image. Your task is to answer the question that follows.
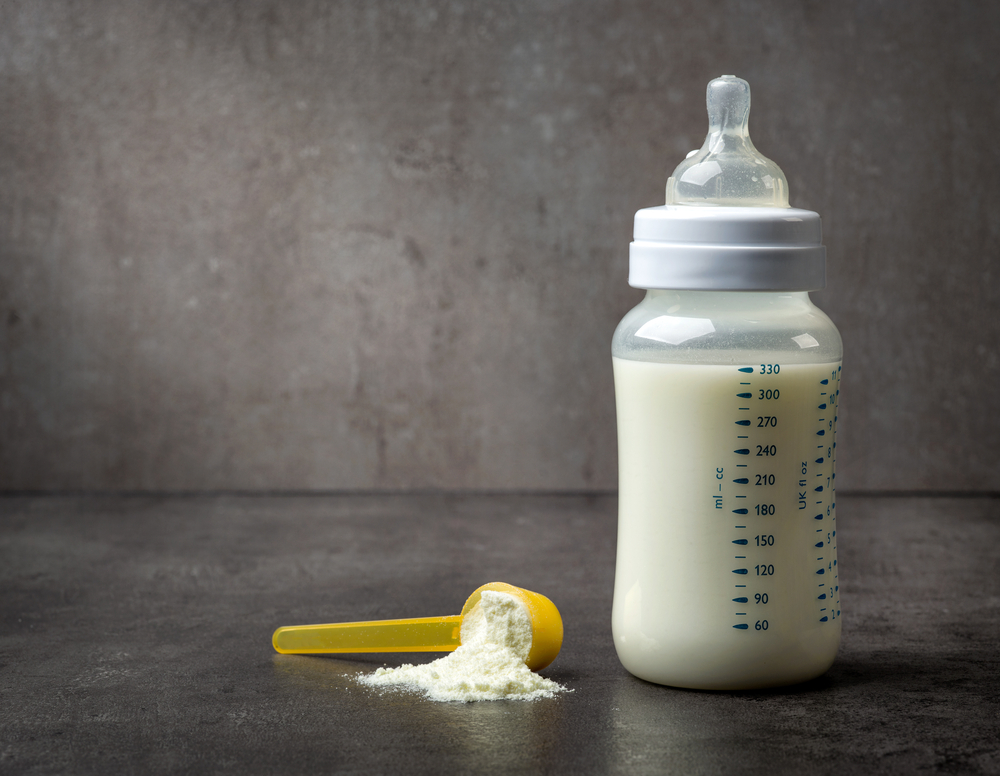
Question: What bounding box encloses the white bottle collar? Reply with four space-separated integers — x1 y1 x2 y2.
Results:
629 205 826 291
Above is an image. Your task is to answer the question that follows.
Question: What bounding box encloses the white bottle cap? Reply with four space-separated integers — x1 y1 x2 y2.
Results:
629 76 826 291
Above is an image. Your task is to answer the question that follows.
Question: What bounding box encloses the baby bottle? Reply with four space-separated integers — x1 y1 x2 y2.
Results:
611 75 842 690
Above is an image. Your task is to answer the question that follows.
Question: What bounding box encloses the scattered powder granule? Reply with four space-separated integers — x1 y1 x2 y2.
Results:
357 590 569 702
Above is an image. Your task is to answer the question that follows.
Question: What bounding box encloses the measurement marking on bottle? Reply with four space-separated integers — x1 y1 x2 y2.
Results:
721 365 841 641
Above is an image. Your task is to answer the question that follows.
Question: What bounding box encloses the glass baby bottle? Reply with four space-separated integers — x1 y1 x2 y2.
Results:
611 75 843 689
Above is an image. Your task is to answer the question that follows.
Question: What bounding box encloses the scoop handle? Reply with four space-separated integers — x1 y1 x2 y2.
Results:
272 615 463 655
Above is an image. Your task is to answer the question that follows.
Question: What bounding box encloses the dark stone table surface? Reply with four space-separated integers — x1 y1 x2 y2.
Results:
1 494 998 775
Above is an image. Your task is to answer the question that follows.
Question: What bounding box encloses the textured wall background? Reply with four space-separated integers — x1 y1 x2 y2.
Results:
1 0 997 492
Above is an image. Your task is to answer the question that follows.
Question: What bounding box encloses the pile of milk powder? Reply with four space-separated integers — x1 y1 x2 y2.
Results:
357 590 568 702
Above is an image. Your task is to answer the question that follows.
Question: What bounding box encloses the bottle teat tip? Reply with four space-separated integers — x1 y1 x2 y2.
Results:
665 75 789 207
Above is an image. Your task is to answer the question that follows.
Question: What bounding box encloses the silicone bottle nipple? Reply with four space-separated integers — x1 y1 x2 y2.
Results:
271 582 564 671
666 75 789 207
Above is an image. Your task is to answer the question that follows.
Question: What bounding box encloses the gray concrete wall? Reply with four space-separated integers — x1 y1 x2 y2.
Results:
1 0 997 492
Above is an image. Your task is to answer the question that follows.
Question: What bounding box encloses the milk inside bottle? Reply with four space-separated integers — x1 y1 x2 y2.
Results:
611 76 842 689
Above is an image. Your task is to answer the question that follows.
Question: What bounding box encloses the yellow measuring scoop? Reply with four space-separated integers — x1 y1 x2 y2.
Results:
272 582 563 671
